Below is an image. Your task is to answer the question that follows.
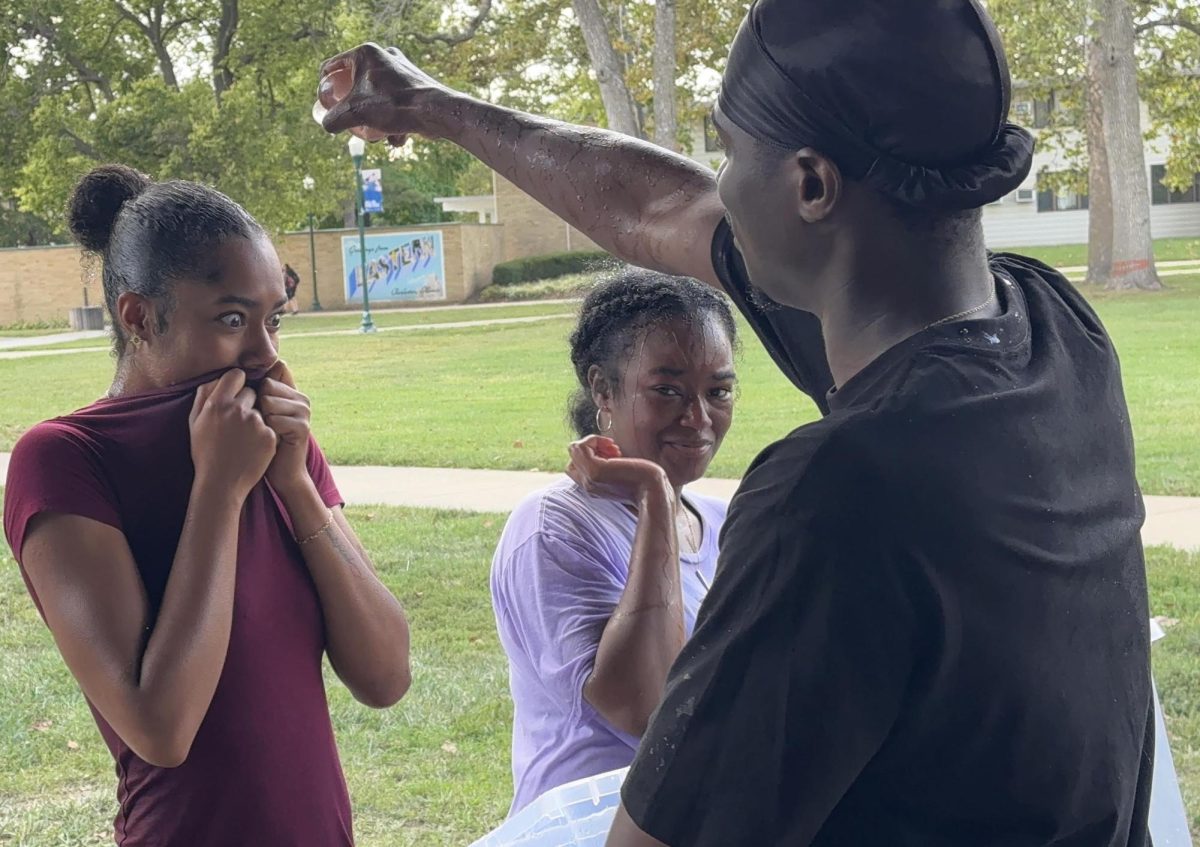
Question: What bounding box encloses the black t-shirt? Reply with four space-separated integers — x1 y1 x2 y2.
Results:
622 220 1154 847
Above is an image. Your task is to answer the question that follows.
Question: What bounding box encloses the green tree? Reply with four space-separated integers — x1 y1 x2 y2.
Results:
0 0 744 248
0 0 478 244
989 0 1200 289
369 0 745 150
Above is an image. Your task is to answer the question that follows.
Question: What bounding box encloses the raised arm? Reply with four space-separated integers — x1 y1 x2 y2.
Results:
321 44 727 288
18 370 276 767
567 436 685 737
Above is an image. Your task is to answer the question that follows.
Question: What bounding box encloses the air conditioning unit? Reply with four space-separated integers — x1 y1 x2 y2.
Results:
1015 188 1036 204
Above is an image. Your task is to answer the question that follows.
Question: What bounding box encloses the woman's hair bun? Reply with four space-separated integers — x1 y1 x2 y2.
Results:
67 164 153 253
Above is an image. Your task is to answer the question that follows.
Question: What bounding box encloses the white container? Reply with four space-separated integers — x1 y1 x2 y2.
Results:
469 768 628 847
1149 619 1193 847
468 620 1192 846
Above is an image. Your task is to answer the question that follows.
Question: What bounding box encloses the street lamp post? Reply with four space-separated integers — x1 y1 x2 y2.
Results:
302 175 323 311
347 136 376 334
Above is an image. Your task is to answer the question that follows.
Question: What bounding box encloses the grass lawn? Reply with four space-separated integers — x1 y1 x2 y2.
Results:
1 275 1198 494
3 302 580 352
0 498 1196 845
280 301 580 334
1013 236 1200 269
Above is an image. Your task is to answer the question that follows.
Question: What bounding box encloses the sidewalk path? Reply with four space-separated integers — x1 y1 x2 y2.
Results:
1 454 1195 550
287 299 581 318
0 330 108 351
0 314 573 360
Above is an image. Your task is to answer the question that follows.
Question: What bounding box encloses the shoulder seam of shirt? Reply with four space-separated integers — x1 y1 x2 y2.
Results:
497 486 599 564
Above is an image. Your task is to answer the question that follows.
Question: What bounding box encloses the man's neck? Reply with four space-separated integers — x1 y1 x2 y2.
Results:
818 236 995 388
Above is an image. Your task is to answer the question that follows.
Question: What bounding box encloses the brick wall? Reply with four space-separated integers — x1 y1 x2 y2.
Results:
493 173 602 261
0 244 98 326
0 222 505 326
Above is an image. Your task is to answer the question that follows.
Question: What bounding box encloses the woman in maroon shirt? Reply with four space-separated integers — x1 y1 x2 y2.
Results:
3 165 411 846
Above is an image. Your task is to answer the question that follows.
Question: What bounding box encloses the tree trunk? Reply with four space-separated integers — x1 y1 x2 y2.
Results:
652 0 678 151
113 1 181 90
1094 0 1162 290
1085 36 1114 285
570 0 642 138
212 0 238 102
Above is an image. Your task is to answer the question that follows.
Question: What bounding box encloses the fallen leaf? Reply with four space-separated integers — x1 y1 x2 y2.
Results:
441 741 459 755
483 520 495 529
1154 615 1180 629
468 635 481 644
513 440 525 449
67 740 80 750
31 720 52 732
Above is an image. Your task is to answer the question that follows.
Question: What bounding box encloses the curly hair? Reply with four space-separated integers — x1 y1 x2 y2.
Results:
567 268 738 437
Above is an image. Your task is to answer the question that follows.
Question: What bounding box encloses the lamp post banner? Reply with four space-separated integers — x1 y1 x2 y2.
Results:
361 168 384 214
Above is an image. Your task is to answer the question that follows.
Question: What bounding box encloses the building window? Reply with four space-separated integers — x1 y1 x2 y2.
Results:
1151 165 1200 205
1011 99 1035 127
1013 92 1057 129
703 115 723 154
1037 181 1089 213
1032 96 1055 130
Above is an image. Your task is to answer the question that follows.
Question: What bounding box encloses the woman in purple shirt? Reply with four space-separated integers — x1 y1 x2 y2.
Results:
3 165 410 846
490 271 739 814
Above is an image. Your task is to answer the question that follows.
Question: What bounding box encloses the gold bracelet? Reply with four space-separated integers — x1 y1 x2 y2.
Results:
296 509 334 546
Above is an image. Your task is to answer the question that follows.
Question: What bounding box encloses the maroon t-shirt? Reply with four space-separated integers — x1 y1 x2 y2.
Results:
3 371 354 846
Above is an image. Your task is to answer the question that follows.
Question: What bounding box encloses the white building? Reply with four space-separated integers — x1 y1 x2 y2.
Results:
682 101 1200 249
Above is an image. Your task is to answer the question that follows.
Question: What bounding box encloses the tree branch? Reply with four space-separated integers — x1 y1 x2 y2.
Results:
1135 15 1200 39
163 14 199 41
412 0 493 45
23 16 116 101
61 127 103 159
111 0 180 89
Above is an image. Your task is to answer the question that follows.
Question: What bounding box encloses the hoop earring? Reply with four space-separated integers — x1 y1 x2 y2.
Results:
595 407 613 434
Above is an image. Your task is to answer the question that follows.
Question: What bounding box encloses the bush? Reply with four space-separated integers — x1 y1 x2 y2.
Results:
476 272 599 302
492 250 613 286
0 318 71 332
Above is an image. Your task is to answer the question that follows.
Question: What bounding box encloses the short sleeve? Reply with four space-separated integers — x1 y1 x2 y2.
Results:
3 422 122 566
492 529 628 726
305 436 343 509
711 219 835 411
622 448 918 846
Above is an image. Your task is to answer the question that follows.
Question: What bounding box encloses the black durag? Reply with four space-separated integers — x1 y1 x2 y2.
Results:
718 0 1035 210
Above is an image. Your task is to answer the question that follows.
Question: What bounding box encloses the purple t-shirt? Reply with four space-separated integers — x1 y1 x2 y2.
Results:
490 478 724 815
3 372 353 846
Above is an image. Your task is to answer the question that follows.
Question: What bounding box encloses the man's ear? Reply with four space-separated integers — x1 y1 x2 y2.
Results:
791 147 842 224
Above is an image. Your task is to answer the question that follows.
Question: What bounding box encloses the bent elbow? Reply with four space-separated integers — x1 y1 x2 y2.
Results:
356 665 412 709
129 727 196 769
143 745 190 769
586 684 654 738
610 709 650 739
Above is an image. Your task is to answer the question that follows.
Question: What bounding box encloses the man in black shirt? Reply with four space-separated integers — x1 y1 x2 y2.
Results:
323 1 1154 844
